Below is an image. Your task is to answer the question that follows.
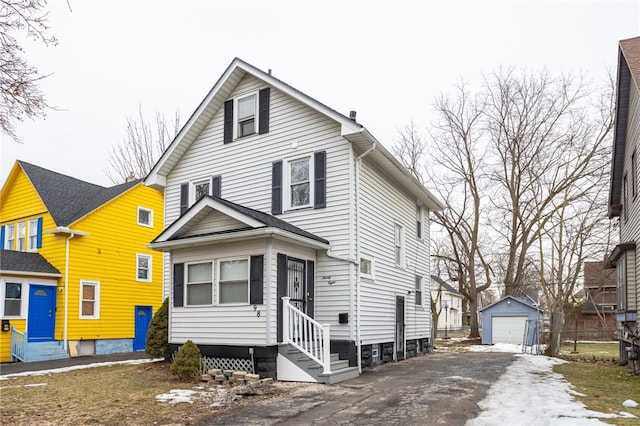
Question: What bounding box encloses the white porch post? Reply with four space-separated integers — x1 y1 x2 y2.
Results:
322 324 331 374
282 297 290 342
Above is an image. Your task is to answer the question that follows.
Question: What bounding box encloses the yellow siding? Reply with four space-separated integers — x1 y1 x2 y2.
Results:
62 184 164 340
1 163 164 361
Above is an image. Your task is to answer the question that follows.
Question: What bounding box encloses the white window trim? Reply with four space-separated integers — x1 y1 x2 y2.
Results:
233 90 259 140
191 178 211 204
185 261 214 307
5 224 15 251
359 254 375 280
27 219 39 252
394 222 405 267
137 207 154 228
80 280 100 319
136 253 153 282
415 276 424 306
1 280 24 318
284 154 314 211
16 221 26 251
217 257 250 305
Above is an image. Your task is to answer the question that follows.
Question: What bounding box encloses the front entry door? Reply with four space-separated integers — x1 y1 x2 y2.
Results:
27 285 56 342
396 296 405 361
277 253 315 342
133 306 152 351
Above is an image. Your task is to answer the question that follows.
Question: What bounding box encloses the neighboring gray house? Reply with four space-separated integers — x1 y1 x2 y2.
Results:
607 36 640 366
145 58 444 383
480 296 541 345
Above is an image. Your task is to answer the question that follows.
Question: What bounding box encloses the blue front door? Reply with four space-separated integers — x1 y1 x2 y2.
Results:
27 285 56 342
134 306 152 351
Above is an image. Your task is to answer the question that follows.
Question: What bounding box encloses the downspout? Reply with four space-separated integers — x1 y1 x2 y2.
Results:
63 233 74 352
355 140 376 373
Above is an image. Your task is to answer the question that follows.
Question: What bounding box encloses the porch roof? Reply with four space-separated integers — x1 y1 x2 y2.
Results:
0 249 62 278
149 195 330 251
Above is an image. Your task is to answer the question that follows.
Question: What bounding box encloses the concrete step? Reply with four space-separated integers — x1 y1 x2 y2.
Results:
319 366 360 385
24 341 69 362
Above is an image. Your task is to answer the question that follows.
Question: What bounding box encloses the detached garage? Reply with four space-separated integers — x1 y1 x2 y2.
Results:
480 296 541 345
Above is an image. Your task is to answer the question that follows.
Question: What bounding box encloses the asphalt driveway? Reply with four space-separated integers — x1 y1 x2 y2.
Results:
200 350 516 425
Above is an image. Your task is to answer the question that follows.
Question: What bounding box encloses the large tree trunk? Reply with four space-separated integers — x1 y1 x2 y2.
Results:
547 310 565 356
468 296 480 338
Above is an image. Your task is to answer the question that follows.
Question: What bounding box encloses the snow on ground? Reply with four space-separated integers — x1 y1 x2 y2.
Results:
464 343 637 425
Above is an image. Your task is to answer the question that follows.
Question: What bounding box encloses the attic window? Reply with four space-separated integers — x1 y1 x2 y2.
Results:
237 94 256 138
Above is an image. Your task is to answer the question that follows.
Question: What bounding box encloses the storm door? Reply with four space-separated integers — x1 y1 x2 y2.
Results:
277 253 315 342
396 295 405 360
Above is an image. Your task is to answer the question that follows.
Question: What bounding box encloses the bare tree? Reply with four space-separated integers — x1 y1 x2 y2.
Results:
106 106 181 184
394 82 494 339
484 68 614 299
1 0 57 141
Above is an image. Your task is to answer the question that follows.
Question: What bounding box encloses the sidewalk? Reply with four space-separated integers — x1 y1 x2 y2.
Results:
0 351 154 377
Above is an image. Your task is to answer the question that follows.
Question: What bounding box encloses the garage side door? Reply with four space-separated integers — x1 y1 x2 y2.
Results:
491 316 528 344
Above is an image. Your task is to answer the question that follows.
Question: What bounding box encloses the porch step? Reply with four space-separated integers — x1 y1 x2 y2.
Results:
24 341 69 362
278 344 359 384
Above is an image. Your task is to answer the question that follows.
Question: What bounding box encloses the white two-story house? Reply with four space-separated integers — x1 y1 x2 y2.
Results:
608 36 640 367
146 58 444 383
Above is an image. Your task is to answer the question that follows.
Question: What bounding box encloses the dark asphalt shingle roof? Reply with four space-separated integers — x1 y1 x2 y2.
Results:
431 275 461 295
0 249 61 275
161 195 329 245
19 161 140 226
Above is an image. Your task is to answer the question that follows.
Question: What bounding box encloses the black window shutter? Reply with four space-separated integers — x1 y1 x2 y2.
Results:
212 175 221 198
249 255 264 304
258 87 270 135
272 160 283 215
276 253 287 342
223 99 234 144
180 183 189 215
314 151 326 209
173 263 184 307
306 260 315 318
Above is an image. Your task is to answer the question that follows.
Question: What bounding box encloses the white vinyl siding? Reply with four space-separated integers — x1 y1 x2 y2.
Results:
357 160 431 345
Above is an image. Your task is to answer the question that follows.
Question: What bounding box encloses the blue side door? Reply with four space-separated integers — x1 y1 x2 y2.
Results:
27 285 56 342
133 306 152 351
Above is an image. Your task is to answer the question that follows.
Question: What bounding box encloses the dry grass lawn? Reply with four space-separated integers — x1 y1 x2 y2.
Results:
554 361 640 425
0 361 297 425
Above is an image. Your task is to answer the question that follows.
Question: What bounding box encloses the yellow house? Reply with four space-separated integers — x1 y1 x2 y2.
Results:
0 161 164 363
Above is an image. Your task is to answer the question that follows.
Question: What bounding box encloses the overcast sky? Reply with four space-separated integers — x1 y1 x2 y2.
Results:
1 0 638 187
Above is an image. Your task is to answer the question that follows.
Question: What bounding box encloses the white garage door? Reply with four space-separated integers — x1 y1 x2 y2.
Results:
492 316 528 344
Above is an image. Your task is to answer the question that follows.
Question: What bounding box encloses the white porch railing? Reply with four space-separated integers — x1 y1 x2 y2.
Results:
11 327 26 362
282 296 331 374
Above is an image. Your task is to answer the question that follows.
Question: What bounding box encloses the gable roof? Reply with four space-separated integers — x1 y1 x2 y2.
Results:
430 275 461 296
609 36 640 218
479 295 542 313
6 161 140 226
150 195 330 251
145 58 444 212
0 249 61 277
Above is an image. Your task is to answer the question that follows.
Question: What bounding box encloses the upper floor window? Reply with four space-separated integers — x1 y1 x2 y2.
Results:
416 206 423 240
236 93 257 138
288 157 312 208
3 282 22 316
4 224 15 250
27 219 38 251
80 281 100 319
633 150 637 199
218 258 249 304
224 88 270 144
394 223 404 266
415 276 423 306
186 262 213 306
137 254 152 282
623 174 628 222
16 222 26 251
137 207 153 227
194 180 210 202
360 255 374 279
180 176 222 215
616 253 627 311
